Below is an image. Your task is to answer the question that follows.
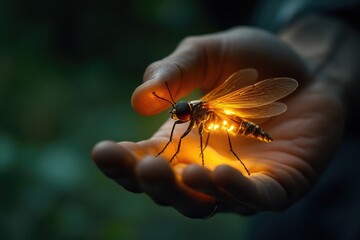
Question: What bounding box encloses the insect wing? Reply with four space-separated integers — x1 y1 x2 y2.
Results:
207 77 298 110
230 102 287 119
201 68 258 102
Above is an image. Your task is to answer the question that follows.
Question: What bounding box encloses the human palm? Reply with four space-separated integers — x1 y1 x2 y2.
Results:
92 27 345 218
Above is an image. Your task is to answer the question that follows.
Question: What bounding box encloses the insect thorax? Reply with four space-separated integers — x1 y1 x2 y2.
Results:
190 101 211 124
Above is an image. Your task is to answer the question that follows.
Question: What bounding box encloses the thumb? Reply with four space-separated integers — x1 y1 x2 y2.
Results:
131 37 208 116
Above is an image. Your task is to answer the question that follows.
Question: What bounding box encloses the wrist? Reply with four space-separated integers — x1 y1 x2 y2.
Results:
279 14 360 107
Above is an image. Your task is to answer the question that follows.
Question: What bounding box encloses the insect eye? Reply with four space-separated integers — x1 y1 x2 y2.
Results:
173 101 191 121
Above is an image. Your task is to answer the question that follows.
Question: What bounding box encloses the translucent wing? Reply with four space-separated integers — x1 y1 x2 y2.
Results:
222 102 287 119
205 77 298 110
202 68 258 102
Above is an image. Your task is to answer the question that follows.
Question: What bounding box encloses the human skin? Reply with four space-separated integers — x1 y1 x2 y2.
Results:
92 23 345 218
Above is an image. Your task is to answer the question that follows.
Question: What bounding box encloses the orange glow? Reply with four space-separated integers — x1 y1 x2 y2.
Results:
224 109 235 115
221 120 228 131
207 119 236 134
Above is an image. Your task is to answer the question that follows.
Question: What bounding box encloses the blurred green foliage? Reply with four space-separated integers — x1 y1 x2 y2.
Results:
0 0 252 239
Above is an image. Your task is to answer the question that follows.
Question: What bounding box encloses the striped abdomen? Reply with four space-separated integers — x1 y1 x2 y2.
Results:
204 114 273 143
237 120 273 142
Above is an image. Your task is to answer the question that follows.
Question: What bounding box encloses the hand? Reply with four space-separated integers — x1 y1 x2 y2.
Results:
92 26 345 218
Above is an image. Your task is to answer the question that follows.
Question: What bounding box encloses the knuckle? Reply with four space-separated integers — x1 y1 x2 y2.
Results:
143 60 163 81
179 35 203 48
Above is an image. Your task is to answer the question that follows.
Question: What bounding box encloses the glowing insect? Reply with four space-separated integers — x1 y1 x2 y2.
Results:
152 68 298 175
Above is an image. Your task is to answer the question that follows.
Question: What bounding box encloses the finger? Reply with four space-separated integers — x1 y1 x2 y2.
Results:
131 37 208 116
182 164 257 215
213 165 257 205
212 165 260 215
136 156 218 219
92 141 141 193
213 165 286 212
136 156 178 206
182 164 219 197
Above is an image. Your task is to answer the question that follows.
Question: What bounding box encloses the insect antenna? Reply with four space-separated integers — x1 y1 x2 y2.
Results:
165 82 176 104
152 81 176 107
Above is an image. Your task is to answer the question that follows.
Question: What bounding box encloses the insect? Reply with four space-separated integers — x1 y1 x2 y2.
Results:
152 68 298 175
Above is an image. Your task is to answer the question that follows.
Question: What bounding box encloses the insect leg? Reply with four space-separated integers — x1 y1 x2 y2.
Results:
203 132 210 151
227 133 250 175
169 119 195 163
198 124 205 166
157 120 182 157
203 111 214 151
